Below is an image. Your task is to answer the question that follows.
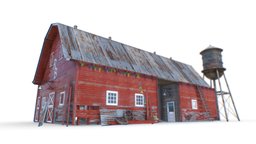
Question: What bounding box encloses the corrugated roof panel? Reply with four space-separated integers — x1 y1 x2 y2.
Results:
144 53 162 77
174 61 194 82
159 58 178 80
95 36 116 67
187 65 208 86
123 45 146 74
109 40 135 71
73 28 96 63
57 24 72 60
88 34 109 65
172 61 208 86
54 23 209 87
66 27 83 60
162 59 188 82
149 54 167 77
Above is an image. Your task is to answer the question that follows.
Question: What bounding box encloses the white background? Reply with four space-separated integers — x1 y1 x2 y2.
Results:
0 0 255 143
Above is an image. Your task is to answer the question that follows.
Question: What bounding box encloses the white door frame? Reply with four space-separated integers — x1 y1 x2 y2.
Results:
167 101 176 122
47 92 55 123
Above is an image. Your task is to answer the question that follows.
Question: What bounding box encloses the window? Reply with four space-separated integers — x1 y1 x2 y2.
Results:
191 99 198 110
59 91 65 106
135 94 144 107
106 91 118 106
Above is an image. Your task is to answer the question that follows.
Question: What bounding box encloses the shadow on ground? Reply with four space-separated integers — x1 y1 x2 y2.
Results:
0 121 38 128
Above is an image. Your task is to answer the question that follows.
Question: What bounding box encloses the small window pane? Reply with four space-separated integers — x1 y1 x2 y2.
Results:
135 94 144 107
106 91 118 106
191 99 198 110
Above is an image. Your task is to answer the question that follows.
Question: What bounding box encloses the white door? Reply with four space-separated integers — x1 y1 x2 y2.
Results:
46 92 55 123
167 101 175 122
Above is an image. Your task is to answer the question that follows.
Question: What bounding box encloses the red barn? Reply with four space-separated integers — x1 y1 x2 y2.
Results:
33 23 218 126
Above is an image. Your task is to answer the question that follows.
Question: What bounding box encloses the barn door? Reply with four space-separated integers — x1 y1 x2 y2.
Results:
46 92 55 123
167 101 176 122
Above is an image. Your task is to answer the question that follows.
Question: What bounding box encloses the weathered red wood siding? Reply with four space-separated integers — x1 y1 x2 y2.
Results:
34 31 77 123
75 63 158 120
179 83 217 121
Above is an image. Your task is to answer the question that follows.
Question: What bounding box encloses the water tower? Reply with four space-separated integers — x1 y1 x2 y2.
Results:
200 45 240 121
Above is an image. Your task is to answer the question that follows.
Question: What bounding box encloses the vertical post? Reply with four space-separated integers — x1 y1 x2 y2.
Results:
223 73 240 121
33 86 40 122
72 92 76 125
213 80 220 120
37 94 43 123
66 86 72 126
52 91 57 124
210 80 212 88
146 94 150 120
216 70 229 121
72 63 80 125
157 80 161 121
62 88 67 125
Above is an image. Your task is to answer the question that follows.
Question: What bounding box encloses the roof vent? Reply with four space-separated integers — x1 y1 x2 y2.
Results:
74 25 78 29
153 51 156 54
108 36 112 40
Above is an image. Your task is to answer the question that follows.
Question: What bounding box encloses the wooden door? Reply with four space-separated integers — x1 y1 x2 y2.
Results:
46 92 55 123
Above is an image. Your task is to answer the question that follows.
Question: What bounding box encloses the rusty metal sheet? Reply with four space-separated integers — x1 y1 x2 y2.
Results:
173 61 208 86
161 58 188 82
57 24 72 60
54 23 209 87
187 65 208 86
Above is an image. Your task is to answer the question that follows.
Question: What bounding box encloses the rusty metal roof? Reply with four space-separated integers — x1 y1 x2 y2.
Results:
53 23 208 87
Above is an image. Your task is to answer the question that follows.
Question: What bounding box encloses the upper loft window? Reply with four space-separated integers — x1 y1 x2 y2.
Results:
135 94 144 107
106 90 118 106
191 99 198 110
59 91 65 106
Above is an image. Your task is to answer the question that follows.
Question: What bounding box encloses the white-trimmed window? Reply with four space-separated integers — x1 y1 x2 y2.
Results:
106 90 118 106
135 93 144 107
191 99 198 110
59 91 65 106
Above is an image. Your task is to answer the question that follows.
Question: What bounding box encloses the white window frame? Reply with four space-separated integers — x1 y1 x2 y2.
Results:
135 93 145 107
106 90 118 106
59 91 65 106
191 99 198 110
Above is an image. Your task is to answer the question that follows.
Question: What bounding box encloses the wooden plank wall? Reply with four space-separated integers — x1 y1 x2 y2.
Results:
75 63 159 122
179 83 218 121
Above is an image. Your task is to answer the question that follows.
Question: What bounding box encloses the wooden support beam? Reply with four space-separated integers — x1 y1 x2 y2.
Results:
146 95 150 120
72 63 80 125
68 86 72 126
33 86 40 122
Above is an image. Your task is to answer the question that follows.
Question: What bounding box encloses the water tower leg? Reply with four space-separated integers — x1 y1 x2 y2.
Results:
213 80 220 120
223 73 240 121
216 70 229 121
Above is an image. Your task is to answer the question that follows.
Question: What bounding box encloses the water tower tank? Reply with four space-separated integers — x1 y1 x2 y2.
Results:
200 45 226 80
